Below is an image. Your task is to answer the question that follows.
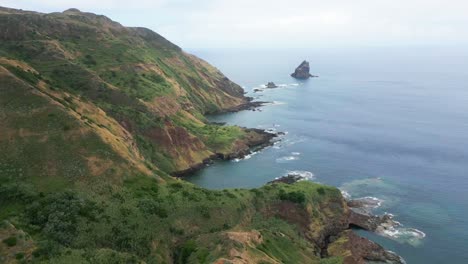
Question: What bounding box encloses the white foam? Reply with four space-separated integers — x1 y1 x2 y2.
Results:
272 101 286 105
264 101 287 106
231 151 259 163
374 214 426 246
355 196 383 208
243 151 259 160
276 156 300 163
340 189 351 199
379 227 426 240
286 170 315 180
291 152 301 156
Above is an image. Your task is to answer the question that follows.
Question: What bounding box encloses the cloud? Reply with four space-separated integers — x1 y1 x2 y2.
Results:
1 0 468 48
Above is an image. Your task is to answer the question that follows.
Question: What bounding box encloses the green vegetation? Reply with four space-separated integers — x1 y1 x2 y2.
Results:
0 7 353 264
0 5 250 175
3 236 17 247
1 64 40 85
278 190 306 204
0 168 344 263
15 252 25 260
173 113 245 152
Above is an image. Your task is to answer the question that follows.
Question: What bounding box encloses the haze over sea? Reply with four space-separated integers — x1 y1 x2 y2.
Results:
186 47 468 264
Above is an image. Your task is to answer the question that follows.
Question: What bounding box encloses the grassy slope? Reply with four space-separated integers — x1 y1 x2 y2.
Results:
0 7 251 173
1 171 346 263
0 7 352 264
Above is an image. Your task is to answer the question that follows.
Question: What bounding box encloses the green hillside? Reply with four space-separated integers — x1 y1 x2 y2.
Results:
0 7 396 264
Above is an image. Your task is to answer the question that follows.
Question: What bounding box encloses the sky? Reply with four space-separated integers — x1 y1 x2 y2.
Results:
2 0 468 49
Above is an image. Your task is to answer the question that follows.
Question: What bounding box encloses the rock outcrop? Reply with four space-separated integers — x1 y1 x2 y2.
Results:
291 60 318 79
266 82 278 88
173 128 277 177
268 176 405 264
327 230 404 264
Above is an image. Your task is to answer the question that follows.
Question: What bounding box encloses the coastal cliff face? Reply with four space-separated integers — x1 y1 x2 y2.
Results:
0 6 265 176
0 6 399 264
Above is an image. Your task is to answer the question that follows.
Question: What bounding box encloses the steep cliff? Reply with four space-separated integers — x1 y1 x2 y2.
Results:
0 6 264 176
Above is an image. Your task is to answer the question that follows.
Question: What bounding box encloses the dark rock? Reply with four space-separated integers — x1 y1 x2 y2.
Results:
268 174 304 184
291 60 318 79
266 82 278 88
218 100 266 112
348 209 394 232
347 197 382 213
328 230 404 264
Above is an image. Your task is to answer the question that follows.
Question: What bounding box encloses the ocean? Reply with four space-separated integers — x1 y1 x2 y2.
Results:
185 47 468 263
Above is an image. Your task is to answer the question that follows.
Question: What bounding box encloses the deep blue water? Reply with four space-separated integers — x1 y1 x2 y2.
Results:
186 47 468 263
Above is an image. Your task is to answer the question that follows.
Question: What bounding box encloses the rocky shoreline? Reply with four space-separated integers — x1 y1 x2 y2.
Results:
172 128 278 177
270 173 405 264
217 97 268 113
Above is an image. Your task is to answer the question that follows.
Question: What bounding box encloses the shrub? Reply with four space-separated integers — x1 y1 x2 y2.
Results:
169 182 184 191
198 206 211 219
278 190 306 204
15 252 25 260
26 191 98 245
137 199 168 218
0 182 37 203
3 236 17 247
317 187 326 195
174 240 197 264
82 54 97 66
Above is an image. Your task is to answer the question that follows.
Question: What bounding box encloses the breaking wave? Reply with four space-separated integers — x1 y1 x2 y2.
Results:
285 170 314 180
375 215 426 247
276 156 300 163
341 178 426 247
231 151 259 162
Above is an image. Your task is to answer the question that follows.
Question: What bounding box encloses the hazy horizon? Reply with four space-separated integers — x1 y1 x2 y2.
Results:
2 0 468 50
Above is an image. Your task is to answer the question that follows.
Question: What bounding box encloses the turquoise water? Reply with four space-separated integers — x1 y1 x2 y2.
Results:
186 48 468 263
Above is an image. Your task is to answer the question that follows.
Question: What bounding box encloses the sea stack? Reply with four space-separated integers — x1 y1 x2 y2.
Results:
266 82 278 88
291 60 317 79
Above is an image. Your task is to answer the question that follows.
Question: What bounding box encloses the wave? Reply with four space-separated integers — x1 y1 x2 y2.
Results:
272 170 315 183
340 189 351 199
286 170 314 180
291 152 301 156
276 156 300 163
231 151 259 163
376 216 426 246
341 178 425 246
263 101 287 106
350 196 383 209
252 83 300 92
271 136 303 150
277 83 300 88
